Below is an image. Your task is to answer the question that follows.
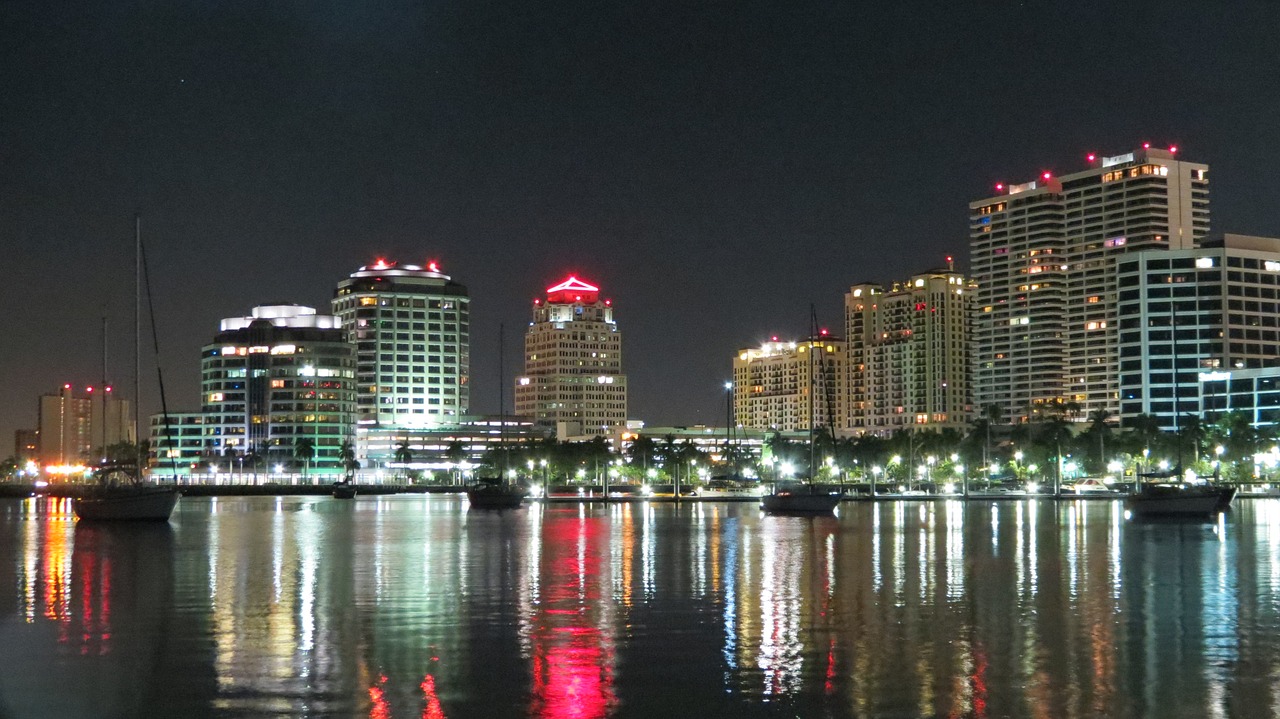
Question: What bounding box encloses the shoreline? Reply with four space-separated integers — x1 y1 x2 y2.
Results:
6 483 1279 502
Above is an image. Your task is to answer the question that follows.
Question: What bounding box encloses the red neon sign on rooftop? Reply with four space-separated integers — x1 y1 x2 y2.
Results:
546 276 601 304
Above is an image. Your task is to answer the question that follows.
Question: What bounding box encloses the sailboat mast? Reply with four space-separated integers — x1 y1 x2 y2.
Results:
134 215 142 472
101 316 108 460
499 323 507 474
809 304 816 477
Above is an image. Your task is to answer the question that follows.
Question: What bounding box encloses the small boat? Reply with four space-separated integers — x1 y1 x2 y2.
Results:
760 482 841 514
1126 482 1232 518
74 484 181 522
332 481 357 499
466 477 528 509
695 478 765 499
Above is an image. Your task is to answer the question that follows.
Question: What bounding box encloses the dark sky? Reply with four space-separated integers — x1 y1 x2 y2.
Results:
3 1 1279 446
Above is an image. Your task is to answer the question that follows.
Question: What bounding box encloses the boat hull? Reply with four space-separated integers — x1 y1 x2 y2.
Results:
467 484 528 509
73 487 180 522
332 483 357 499
1126 485 1231 517
760 492 841 514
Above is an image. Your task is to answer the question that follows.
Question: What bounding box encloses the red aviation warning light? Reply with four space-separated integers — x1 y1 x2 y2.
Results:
546 276 600 304
427 260 440 272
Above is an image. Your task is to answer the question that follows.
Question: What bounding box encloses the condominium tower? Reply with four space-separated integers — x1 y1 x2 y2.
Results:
845 266 974 435
515 276 626 436
969 145 1209 423
332 260 471 427
36 383 132 467
199 305 356 473
733 335 846 432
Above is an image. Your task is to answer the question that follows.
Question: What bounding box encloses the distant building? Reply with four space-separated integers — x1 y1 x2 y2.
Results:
970 145 1209 423
732 335 845 432
845 265 974 435
14 429 38 464
37 383 132 467
197 304 356 475
332 259 471 427
1117 234 1280 430
515 276 627 437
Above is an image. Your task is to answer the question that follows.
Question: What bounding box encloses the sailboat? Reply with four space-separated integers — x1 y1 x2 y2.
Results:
74 217 181 522
761 307 842 515
466 324 528 509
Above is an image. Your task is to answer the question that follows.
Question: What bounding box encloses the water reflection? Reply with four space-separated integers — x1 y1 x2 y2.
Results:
2 497 1280 717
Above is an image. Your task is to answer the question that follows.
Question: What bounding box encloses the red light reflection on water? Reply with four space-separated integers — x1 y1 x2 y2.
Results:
529 513 616 719
970 646 989 718
369 674 391 719
421 674 446 719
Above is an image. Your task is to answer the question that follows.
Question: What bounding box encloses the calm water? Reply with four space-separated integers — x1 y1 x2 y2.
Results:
1 496 1278 719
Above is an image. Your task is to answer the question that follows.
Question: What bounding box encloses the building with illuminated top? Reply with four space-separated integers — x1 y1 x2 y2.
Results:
332 259 471 427
194 304 355 475
732 335 845 432
1117 234 1280 430
970 145 1209 424
515 276 626 437
845 264 974 435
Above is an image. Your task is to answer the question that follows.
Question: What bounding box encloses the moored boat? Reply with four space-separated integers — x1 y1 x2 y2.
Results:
1126 482 1231 518
74 483 181 522
332 481 357 499
467 478 528 509
760 482 841 514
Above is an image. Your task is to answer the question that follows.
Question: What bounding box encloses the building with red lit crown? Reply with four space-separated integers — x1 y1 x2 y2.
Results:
515 276 627 436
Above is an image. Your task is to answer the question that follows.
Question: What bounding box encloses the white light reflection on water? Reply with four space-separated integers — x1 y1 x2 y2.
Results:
871 503 882 594
9 496 1280 718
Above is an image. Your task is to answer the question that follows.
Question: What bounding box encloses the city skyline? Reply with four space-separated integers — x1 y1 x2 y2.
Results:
4 3 1280 445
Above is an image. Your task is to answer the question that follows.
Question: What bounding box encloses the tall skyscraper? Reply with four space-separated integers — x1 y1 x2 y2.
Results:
332 260 471 427
200 304 355 474
36 383 132 467
969 145 1209 424
845 266 974 435
733 335 845 432
515 276 626 436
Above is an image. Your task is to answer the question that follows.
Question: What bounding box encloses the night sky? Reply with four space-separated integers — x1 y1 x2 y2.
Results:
3 1 1278 445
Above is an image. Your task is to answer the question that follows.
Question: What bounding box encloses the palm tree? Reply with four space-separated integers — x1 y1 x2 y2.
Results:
627 435 658 472
1084 409 1112 473
338 439 359 481
294 437 316 484
444 440 467 485
394 440 413 482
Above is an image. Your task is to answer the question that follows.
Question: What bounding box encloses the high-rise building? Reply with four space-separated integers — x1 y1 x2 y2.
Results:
845 266 974 435
332 260 471 427
199 305 356 474
515 276 626 436
733 335 846 432
14 429 38 464
970 145 1209 423
1116 234 1280 429
36 383 132 467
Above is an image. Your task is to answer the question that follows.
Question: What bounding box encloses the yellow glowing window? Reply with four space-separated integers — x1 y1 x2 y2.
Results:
209 392 224 402
360 297 378 306
270 379 285 388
